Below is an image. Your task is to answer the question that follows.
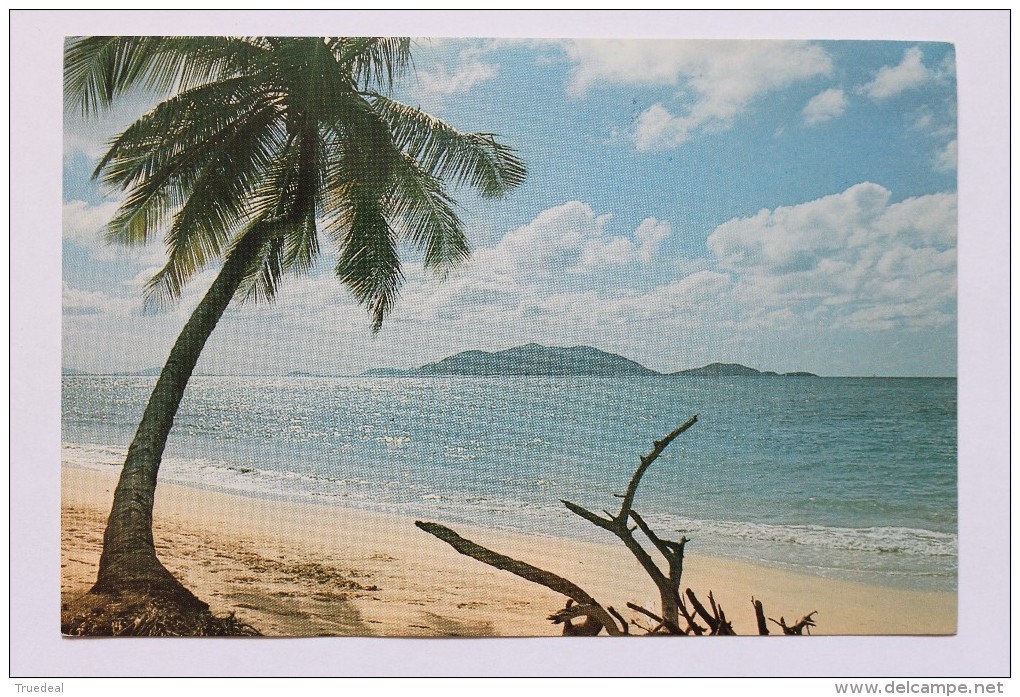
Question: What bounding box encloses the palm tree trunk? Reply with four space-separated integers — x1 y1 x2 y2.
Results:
92 229 265 607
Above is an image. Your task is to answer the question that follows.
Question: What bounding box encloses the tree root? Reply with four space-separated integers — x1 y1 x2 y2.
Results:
61 589 261 637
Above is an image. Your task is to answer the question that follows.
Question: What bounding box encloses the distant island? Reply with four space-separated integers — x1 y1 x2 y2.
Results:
671 362 819 378
62 367 163 376
363 344 818 378
365 344 657 377
63 348 819 379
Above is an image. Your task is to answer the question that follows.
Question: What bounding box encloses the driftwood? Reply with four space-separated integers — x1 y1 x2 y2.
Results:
417 416 818 636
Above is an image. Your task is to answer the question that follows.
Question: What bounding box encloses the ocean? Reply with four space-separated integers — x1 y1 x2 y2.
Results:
61 375 957 592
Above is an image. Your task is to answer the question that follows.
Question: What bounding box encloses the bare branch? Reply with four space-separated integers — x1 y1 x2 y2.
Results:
676 595 704 635
416 521 593 604
617 415 698 522
416 520 623 635
560 499 616 532
769 611 818 636
607 606 630 635
625 601 684 635
630 509 688 587
548 601 626 636
752 597 770 635
709 592 735 635
685 588 719 633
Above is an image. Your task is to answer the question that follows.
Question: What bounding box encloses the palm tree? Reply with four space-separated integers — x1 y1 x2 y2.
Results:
63 36 525 632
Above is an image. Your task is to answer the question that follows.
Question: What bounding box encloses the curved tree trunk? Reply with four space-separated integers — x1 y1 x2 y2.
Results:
91 229 265 607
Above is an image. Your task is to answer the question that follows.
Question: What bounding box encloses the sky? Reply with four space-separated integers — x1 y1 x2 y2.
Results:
62 38 958 377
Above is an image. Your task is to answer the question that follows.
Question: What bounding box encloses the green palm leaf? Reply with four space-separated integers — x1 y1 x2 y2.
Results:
332 192 402 332
370 95 527 198
390 154 468 276
101 77 279 248
64 36 265 117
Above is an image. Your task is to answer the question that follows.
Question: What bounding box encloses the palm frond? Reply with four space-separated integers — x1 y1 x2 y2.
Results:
370 95 527 198
331 37 412 92
281 120 322 272
322 89 400 192
235 219 288 305
64 36 263 117
391 154 468 276
330 192 402 332
94 75 267 185
142 110 288 305
100 78 279 247
68 36 525 332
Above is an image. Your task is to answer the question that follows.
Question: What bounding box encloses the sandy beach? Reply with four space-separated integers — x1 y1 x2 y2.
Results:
62 466 956 637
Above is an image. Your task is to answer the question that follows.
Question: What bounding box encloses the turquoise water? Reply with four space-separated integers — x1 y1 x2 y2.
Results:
62 375 957 591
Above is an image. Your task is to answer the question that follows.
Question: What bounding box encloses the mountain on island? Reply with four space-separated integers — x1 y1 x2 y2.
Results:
363 345 819 378
671 362 818 378
366 344 658 376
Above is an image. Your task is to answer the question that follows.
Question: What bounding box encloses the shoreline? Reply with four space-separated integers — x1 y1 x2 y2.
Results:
60 441 958 595
62 466 956 636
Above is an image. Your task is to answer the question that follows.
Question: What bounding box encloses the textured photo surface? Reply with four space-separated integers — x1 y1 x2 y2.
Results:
62 37 957 637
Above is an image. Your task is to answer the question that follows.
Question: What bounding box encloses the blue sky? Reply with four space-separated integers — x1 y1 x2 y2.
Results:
62 38 958 376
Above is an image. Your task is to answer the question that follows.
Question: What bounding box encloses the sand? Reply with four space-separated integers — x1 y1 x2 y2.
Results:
61 466 957 637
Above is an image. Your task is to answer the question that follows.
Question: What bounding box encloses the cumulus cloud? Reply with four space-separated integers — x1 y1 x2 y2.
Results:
562 40 832 150
62 282 139 317
907 104 957 174
861 46 930 100
414 43 499 101
382 203 702 337
460 201 670 281
935 139 957 172
707 182 956 330
63 199 167 266
417 51 498 96
633 217 672 262
802 88 847 125
63 199 120 247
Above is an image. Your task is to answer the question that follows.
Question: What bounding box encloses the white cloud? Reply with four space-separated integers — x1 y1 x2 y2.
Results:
380 203 702 342
562 40 832 150
906 105 957 174
802 88 847 125
61 191 957 376
63 199 120 247
457 201 670 282
62 282 139 317
861 46 930 100
632 104 688 152
935 138 957 172
63 199 168 266
707 182 957 330
418 56 497 96
577 216 672 270
65 202 678 372
415 44 499 100
633 217 672 262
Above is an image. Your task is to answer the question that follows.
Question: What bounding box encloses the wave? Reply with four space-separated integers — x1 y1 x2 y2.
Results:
62 442 956 563
644 513 957 559
61 442 395 506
